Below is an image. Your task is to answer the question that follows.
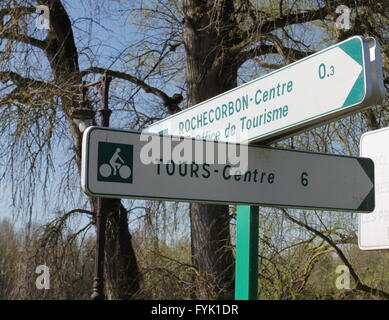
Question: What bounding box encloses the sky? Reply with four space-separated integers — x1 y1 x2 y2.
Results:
0 0 152 233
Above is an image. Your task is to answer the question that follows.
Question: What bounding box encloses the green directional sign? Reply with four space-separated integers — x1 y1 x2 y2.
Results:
82 127 375 212
145 36 384 144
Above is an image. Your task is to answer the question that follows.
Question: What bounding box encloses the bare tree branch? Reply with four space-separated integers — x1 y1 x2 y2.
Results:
0 71 48 88
0 32 48 50
236 43 315 67
0 6 35 19
281 209 389 299
253 59 284 70
255 0 384 34
81 67 183 114
260 6 330 34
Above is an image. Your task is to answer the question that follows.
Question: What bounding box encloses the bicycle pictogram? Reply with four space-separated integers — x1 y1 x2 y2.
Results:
99 147 132 179
97 142 133 183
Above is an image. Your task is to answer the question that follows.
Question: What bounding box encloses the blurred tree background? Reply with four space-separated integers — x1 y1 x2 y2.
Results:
0 0 388 299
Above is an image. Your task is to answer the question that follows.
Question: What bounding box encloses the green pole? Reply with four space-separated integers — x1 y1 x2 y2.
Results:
235 205 259 300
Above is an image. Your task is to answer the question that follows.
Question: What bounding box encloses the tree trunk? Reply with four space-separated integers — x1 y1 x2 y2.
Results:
45 0 141 299
183 0 238 299
190 204 235 299
103 199 141 299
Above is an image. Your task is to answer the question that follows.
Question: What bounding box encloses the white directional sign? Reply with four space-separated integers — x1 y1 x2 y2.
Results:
82 127 374 212
145 36 384 143
359 128 389 250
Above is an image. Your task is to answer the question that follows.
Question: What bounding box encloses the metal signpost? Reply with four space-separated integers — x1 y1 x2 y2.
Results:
359 128 389 250
235 205 259 300
145 36 383 144
142 36 384 300
74 74 112 300
82 127 374 212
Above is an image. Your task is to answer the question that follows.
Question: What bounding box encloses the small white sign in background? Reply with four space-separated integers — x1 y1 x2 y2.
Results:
359 127 389 250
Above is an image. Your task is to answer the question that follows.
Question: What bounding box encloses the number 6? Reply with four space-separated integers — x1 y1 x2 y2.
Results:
301 172 308 187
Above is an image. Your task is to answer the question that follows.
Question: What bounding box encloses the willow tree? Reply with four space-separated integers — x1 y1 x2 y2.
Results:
0 0 145 299
1 0 387 299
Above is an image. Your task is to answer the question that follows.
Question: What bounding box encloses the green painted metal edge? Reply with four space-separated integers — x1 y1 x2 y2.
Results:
339 37 363 66
339 37 365 108
235 205 259 300
341 71 365 108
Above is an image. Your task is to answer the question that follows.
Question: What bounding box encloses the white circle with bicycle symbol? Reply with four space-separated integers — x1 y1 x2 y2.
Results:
99 163 131 179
